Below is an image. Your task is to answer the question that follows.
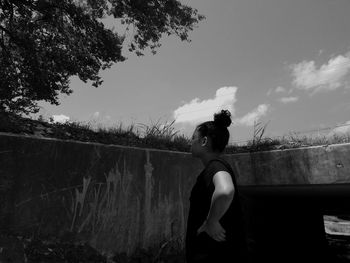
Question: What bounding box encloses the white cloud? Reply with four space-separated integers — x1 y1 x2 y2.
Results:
291 52 350 94
267 86 286 96
88 111 113 129
92 111 100 118
328 121 350 137
51 114 70 123
173 87 237 124
275 86 286 93
234 104 270 126
278 96 299 104
89 111 112 123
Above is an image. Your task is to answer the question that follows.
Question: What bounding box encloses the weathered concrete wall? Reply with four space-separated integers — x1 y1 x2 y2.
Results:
229 143 350 185
227 144 350 262
0 133 202 257
1 133 350 261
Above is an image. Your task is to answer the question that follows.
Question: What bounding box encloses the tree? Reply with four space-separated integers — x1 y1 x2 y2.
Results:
0 0 204 115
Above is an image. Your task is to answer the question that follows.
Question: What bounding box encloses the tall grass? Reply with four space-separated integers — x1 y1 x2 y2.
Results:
2 111 350 153
226 121 350 153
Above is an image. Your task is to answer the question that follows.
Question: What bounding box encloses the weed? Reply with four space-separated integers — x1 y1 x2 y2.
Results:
2 111 350 153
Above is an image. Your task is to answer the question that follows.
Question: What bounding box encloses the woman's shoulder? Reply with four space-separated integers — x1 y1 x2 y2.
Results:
201 159 234 187
206 158 232 175
209 158 231 169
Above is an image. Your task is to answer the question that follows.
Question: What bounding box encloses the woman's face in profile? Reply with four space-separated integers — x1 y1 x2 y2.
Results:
190 128 202 157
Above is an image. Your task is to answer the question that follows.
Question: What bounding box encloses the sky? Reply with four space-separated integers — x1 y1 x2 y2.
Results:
35 0 350 144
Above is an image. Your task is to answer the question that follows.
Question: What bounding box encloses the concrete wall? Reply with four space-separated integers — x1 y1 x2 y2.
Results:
0 133 202 257
228 144 350 262
1 133 350 261
231 143 350 185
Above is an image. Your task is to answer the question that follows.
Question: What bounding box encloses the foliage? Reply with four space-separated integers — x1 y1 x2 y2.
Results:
0 0 204 114
0 111 191 152
24 238 107 263
138 119 179 140
3 111 350 153
250 120 269 146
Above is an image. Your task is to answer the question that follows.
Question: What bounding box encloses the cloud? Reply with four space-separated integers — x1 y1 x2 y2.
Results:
267 86 286 96
87 111 113 129
291 53 350 94
278 96 299 104
275 86 286 93
328 121 350 137
51 114 70 123
92 111 100 119
90 111 112 122
173 87 237 124
234 104 270 126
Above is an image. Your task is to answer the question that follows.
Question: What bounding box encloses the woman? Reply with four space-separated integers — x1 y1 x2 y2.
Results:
186 110 247 262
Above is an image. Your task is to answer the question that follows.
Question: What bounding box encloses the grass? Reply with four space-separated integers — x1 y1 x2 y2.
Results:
0 111 191 152
225 121 350 153
1 111 350 153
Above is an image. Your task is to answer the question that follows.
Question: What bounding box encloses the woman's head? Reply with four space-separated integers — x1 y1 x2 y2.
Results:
191 110 232 156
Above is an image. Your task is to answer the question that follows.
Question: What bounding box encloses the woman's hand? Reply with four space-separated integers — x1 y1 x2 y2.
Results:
197 219 226 242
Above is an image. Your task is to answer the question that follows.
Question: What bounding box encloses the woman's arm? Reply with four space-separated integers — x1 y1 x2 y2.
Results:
197 171 235 241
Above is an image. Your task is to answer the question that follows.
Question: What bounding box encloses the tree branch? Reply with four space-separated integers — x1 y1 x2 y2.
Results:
0 24 17 42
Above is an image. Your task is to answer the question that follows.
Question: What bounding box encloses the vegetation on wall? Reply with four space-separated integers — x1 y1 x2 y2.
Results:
1 111 350 153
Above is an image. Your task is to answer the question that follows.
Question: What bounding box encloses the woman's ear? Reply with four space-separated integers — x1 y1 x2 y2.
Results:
201 136 208 147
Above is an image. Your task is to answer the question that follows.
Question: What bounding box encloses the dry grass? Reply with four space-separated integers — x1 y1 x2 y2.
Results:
1 111 350 153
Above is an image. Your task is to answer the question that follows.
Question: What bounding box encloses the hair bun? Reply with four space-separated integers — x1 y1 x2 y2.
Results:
214 110 232 128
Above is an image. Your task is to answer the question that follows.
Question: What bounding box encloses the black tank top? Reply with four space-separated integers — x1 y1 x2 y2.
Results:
186 158 246 258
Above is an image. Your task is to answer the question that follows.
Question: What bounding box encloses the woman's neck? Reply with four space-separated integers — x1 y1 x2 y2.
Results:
200 152 221 166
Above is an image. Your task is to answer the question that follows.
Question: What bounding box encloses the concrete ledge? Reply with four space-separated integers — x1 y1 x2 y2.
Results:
227 143 350 185
1 133 349 261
